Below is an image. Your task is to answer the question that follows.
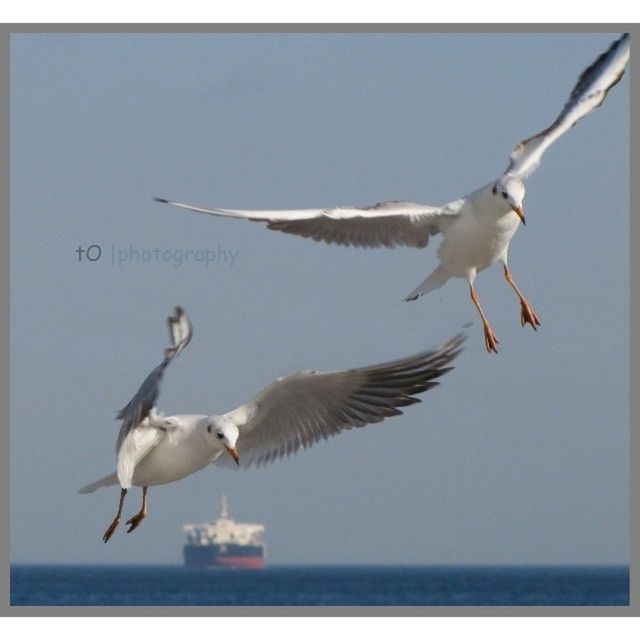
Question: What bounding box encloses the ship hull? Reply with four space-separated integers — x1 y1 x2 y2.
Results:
184 543 266 569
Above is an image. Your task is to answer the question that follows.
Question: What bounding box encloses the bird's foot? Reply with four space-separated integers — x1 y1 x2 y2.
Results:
126 511 147 534
520 300 540 330
102 517 121 543
483 324 499 354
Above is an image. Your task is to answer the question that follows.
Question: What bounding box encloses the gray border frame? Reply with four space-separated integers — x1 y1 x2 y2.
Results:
0 22 635 617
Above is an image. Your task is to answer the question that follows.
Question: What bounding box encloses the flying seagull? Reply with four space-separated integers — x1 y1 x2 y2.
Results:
80 307 466 542
155 34 629 353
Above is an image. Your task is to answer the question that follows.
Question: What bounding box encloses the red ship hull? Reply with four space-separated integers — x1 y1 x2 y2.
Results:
214 556 266 569
183 543 266 569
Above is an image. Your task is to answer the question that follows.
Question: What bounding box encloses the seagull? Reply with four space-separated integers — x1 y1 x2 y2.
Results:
80 307 466 542
154 34 629 353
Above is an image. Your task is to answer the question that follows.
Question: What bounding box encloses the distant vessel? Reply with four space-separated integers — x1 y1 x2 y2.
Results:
183 496 266 569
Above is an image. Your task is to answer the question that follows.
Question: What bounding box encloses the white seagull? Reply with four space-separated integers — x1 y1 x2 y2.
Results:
80 307 466 542
155 34 629 353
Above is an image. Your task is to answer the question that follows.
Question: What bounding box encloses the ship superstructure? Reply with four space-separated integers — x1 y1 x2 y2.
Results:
183 496 266 569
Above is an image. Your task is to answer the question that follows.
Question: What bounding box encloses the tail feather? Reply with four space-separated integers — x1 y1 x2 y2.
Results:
78 472 118 494
404 266 451 301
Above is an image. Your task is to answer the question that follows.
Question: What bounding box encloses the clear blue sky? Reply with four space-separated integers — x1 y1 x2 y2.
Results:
10 32 628 565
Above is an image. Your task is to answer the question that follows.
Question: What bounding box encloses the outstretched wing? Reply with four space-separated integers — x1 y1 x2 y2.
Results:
154 197 460 249
218 334 466 468
115 306 192 458
506 33 629 180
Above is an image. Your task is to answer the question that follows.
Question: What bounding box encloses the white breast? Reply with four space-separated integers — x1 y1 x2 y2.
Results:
437 202 521 278
131 417 222 487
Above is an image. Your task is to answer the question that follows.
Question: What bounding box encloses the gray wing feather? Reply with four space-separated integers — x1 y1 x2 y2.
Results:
221 334 466 467
266 212 442 249
115 306 192 453
507 33 630 179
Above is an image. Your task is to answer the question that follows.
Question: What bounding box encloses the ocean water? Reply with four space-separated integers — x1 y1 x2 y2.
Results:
10 565 629 607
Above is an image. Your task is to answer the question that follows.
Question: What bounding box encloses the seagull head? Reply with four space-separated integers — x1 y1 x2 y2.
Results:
207 417 240 465
492 174 526 225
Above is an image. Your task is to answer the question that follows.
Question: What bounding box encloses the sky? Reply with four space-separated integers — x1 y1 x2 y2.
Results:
10 31 629 566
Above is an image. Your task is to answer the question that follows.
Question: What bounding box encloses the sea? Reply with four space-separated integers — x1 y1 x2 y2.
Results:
10 564 629 607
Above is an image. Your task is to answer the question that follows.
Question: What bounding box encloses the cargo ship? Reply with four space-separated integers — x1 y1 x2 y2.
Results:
183 496 266 569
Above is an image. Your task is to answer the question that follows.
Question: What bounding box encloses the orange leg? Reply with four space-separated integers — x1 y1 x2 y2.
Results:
503 265 540 330
470 283 499 354
126 486 149 534
103 488 127 543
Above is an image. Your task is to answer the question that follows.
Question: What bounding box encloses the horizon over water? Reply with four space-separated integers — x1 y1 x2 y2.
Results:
10 564 629 607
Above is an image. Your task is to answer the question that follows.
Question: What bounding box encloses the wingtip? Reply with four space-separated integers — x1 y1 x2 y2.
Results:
437 333 468 362
452 332 468 345
153 196 169 204
613 33 630 56
166 305 193 360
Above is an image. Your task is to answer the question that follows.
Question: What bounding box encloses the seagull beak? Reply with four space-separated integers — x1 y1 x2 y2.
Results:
225 446 240 466
512 206 526 225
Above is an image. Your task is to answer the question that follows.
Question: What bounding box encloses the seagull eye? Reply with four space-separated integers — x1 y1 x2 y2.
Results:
501 191 508 199
216 433 224 440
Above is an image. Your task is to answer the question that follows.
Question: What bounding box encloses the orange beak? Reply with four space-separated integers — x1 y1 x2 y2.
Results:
512 206 526 225
226 446 240 466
